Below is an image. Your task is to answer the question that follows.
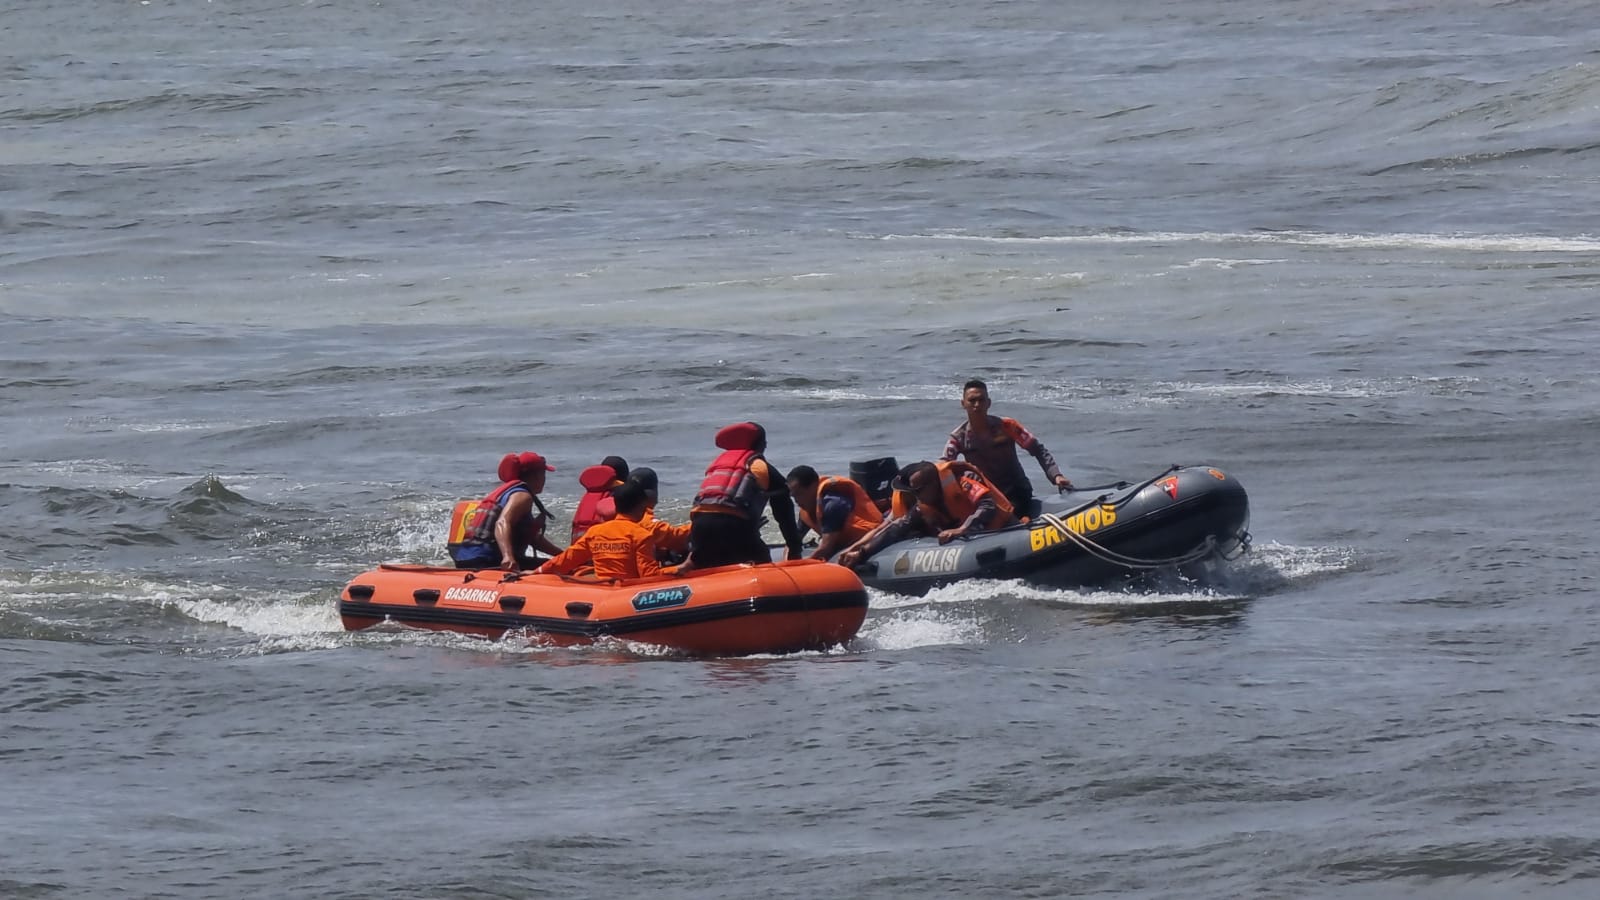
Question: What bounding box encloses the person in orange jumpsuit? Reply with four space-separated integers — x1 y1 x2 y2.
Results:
537 481 663 580
627 467 692 559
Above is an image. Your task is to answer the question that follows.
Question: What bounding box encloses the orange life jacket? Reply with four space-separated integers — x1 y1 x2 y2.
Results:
799 476 884 542
890 461 1014 529
570 464 623 542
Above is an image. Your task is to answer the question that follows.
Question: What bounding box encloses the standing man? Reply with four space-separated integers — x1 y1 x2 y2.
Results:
684 422 804 569
940 379 1072 514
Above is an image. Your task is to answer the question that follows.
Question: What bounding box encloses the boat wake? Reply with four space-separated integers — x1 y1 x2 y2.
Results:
1 539 1355 658
850 539 1358 649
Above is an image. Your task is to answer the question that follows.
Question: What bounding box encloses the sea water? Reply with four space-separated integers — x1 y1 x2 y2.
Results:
4 1 1599 896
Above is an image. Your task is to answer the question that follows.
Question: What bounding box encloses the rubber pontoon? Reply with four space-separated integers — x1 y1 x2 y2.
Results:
848 463 1250 595
339 559 867 655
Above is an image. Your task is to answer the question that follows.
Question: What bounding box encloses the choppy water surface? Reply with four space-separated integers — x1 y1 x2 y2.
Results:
4 1 1599 896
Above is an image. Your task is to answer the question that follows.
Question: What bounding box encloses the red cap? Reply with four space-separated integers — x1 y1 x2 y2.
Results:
497 451 553 482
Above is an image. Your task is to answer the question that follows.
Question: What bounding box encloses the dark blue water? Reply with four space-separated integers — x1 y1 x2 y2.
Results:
5 1 1600 896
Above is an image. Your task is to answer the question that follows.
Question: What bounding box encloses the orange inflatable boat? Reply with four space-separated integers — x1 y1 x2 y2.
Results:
338 559 868 655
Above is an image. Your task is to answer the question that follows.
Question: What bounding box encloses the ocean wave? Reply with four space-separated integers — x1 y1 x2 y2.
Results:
0 475 372 579
884 230 1600 253
171 593 341 637
1366 143 1600 176
1316 834 1600 885
1404 62 1600 135
0 85 323 124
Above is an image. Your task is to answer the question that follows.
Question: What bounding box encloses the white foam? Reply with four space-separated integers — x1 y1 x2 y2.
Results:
857 607 985 650
1156 379 1386 400
651 271 839 292
239 632 353 654
881 230 1600 253
1245 540 1357 580
335 498 453 564
236 616 538 657
869 578 1011 609
872 576 1245 612
1172 257 1281 270
124 422 225 434
0 572 350 653
11 458 135 482
387 499 452 557
785 387 929 403
778 380 962 404
171 594 341 636
786 374 1487 413
998 271 1090 283
1142 374 1485 403
0 572 218 609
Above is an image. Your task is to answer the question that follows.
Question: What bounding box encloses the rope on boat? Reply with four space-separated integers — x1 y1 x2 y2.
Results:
1056 458 1184 493
1034 510 1220 571
1063 480 1131 493
1032 464 1184 537
1112 464 1184 509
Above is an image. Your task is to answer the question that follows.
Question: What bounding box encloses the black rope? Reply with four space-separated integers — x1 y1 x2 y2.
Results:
1057 464 1183 510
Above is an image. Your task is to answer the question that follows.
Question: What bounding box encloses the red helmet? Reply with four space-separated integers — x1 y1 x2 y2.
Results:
497 451 553 483
714 422 765 451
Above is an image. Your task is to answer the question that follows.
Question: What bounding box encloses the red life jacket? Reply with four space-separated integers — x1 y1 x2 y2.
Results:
447 480 545 555
693 448 762 519
571 464 622 542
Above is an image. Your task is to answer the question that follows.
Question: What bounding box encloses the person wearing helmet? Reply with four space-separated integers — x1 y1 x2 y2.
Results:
683 422 803 569
570 455 630 542
445 451 563 571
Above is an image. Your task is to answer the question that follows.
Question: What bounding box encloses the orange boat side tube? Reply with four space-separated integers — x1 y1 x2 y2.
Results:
339 559 868 655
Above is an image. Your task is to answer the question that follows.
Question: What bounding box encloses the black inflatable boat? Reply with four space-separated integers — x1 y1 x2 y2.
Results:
843 462 1250 595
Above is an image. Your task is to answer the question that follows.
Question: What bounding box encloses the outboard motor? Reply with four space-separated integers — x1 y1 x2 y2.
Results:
849 456 900 514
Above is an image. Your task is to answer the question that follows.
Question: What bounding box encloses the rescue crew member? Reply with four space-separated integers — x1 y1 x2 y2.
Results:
837 460 1016 568
537 481 662 580
940 378 1072 514
570 455 629 542
601 455 629 482
785 464 884 562
628 467 691 558
446 451 563 571
684 422 804 569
